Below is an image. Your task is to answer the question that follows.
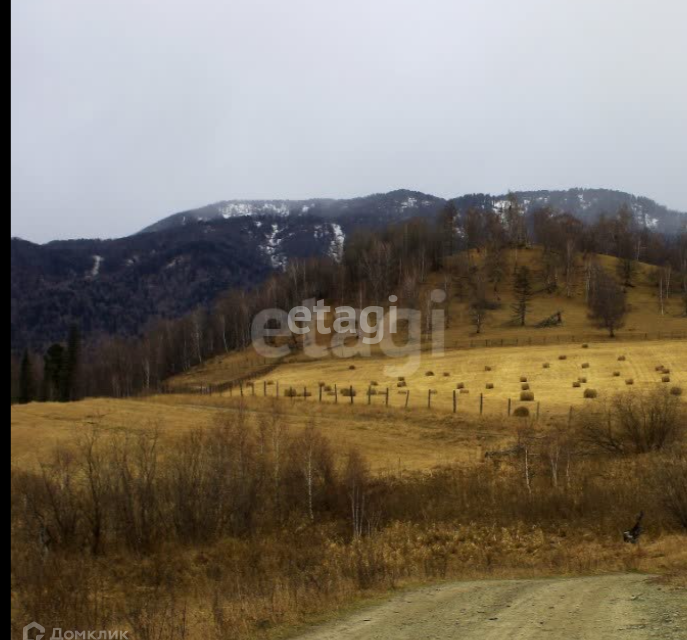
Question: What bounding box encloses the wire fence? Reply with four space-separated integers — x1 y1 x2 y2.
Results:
170 378 686 421
163 331 686 413
441 331 687 351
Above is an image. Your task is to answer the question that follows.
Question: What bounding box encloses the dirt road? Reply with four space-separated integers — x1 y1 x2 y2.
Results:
296 574 686 640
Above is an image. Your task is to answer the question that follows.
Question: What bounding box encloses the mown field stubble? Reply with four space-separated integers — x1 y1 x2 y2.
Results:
246 339 687 417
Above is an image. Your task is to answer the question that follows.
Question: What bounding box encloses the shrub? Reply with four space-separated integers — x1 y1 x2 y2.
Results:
655 365 664 372
651 451 687 530
284 388 298 398
397 381 407 388
618 355 626 362
559 355 567 360
662 376 671 383
521 383 530 391
426 371 435 377
367 388 378 396
520 391 535 402
520 376 528 383
670 387 683 397
584 389 598 399
582 344 589 349
543 363 551 369
341 387 357 397
663 368 671 374
370 381 379 387
324 385 332 392
459 389 470 395
625 379 634 386
579 377 588 384
349 365 356 371
613 371 621 377
513 406 530 418
573 381 581 388
486 383 495 390
319 381 326 387
581 363 590 369
456 382 465 389
443 372 451 377
484 366 493 372
576 388 685 454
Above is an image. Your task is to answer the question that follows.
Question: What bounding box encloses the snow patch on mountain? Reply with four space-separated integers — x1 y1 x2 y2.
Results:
329 224 345 262
401 196 418 211
219 202 291 219
493 200 511 222
89 255 104 278
262 224 287 270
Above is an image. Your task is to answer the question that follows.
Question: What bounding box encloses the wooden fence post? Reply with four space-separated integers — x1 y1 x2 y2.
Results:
405 391 410 409
453 389 457 414
508 398 512 417
480 393 484 416
386 388 390 407
350 385 354 405
335 384 338 404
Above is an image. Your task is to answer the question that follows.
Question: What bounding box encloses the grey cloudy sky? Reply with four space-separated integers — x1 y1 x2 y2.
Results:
11 0 687 243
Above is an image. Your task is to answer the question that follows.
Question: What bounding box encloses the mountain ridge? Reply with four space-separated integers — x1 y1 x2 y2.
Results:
11 188 686 352
141 187 685 236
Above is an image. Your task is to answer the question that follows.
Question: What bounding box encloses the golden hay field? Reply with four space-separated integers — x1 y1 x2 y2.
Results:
14 339 684 475
10 394 514 473
247 339 687 416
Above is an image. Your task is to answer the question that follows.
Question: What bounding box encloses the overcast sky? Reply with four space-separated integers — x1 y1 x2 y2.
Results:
11 0 687 243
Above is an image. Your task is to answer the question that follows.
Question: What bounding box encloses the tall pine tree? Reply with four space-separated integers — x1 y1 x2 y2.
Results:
42 344 65 402
18 350 35 405
60 325 81 402
512 266 534 327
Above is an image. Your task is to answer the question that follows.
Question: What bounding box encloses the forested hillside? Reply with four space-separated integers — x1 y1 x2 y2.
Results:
11 195 687 403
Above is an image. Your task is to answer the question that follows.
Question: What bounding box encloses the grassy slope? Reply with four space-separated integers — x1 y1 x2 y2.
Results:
250 339 686 416
10 395 515 472
170 249 686 416
438 249 686 343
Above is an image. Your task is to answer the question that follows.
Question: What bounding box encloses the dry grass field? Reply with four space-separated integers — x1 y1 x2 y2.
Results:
247 339 687 416
10 395 516 473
